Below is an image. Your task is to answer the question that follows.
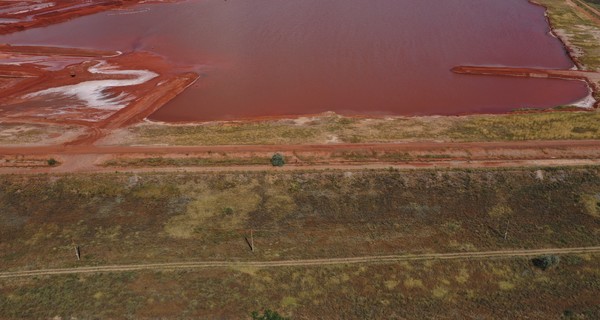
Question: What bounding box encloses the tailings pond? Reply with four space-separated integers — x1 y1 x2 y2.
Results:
0 0 591 121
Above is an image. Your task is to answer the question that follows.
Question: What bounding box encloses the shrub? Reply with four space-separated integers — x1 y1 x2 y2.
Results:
47 158 58 166
251 309 288 320
532 255 560 270
270 153 285 167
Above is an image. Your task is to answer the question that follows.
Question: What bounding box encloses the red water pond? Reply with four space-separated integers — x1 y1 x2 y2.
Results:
0 0 591 121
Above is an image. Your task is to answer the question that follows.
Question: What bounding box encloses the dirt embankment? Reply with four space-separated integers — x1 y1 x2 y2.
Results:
0 44 198 143
0 1 179 35
0 44 119 57
452 65 600 108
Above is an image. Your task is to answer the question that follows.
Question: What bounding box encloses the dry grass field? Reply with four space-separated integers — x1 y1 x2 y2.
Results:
0 167 599 318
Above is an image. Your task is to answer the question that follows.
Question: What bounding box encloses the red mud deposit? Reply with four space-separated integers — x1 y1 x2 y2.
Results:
0 46 197 127
0 2 198 146
0 1 173 35
0 0 593 123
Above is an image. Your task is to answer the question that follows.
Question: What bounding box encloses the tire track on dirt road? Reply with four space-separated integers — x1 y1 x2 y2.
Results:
2 246 599 279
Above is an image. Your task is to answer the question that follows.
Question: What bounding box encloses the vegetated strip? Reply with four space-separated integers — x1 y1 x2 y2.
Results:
2 246 599 279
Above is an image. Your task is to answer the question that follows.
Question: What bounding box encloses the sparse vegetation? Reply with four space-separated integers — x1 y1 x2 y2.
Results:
0 166 598 317
0 256 598 318
110 110 600 147
1 167 600 272
251 309 288 320
0 123 85 146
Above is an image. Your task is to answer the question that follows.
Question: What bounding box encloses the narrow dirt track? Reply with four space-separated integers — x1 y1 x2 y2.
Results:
4 139 600 174
1 246 599 279
3 139 600 156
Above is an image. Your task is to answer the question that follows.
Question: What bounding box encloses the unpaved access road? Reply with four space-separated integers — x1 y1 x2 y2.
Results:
4 139 600 173
2 246 599 279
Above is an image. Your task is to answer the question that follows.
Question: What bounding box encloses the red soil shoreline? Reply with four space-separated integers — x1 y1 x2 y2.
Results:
0 1 178 35
0 45 199 153
528 0 585 69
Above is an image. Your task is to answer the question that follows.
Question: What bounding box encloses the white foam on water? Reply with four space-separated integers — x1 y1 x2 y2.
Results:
25 61 158 111
571 91 596 109
570 82 597 109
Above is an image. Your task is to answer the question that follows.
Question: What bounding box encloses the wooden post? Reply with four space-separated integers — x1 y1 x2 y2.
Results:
503 220 510 240
75 245 81 261
250 229 254 252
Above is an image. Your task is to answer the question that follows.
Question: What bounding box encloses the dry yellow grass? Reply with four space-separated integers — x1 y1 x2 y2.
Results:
106 109 600 147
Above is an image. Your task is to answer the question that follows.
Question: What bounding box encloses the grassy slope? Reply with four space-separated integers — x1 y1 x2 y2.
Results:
0 168 599 318
118 111 600 146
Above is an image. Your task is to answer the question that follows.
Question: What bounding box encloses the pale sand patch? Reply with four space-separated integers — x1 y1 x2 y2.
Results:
0 123 86 146
25 61 158 111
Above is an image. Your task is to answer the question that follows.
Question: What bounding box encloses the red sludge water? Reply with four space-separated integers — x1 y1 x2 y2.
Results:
0 0 590 121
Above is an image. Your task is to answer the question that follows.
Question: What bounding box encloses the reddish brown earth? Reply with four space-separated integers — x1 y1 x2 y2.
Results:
0 44 198 145
0 44 118 57
0 1 176 35
0 1 200 142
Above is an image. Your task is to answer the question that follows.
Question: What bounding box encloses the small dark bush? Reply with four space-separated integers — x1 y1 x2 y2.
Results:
532 255 560 270
563 309 574 318
270 153 285 167
47 158 58 166
251 309 288 320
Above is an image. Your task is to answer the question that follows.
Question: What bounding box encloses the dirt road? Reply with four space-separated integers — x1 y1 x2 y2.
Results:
1 246 598 279
3 139 600 173
3 138 600 155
